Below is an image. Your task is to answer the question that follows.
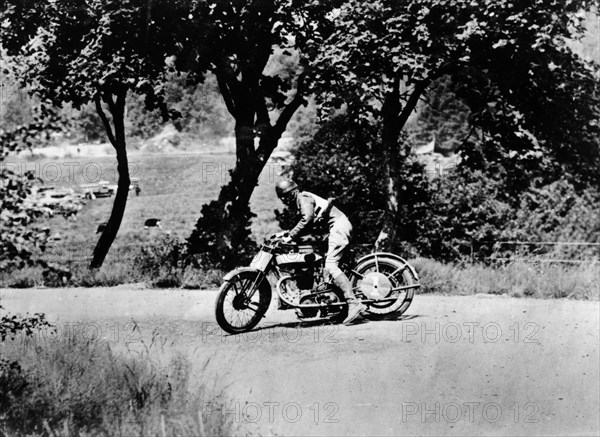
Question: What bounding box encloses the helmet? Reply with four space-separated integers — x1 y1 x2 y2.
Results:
275 179 298 199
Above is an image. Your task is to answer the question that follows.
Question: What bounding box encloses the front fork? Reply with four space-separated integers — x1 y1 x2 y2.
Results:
243 270 267 303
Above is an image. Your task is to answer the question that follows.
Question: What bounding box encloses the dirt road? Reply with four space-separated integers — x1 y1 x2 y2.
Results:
1 286 599 436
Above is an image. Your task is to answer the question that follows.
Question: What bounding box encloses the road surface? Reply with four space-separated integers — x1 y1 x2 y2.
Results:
1 286 598 436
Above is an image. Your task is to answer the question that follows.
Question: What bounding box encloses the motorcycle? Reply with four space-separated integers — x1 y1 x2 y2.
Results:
215 233 421 334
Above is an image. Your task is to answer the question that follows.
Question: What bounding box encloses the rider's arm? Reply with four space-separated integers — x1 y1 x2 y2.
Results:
289 193 316 239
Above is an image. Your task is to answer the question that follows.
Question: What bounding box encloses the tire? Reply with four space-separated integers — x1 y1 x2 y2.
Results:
350 256 418 316
215 271 272 334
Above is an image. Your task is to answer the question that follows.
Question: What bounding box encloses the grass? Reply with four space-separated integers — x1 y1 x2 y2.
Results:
5 151 281 257
2 151 281 288
412 257 600 300
0 325 234 436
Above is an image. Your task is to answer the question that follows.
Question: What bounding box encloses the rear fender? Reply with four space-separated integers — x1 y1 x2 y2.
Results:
354 252 419 281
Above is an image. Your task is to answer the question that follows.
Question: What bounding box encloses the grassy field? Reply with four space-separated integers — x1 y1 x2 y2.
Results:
6 151 284 264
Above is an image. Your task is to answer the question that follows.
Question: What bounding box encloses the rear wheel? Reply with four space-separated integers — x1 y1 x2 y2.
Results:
350 256 418 316
215 271 271 334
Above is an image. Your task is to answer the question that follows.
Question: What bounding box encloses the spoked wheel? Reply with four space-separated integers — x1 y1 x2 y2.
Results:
350 255 419 316
215 270 272 334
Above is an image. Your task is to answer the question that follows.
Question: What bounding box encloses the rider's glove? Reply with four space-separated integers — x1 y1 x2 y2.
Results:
281 232 293 244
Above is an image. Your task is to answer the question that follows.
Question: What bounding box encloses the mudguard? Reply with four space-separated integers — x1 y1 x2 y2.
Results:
222 267 269 284
353 252 419 281
220 267 273 302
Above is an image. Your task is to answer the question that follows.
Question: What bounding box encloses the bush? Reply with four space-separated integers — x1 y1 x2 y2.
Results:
0 305 52 342
133 235 224 288
133 234 187 288
418 168 514 260
278 115 395 243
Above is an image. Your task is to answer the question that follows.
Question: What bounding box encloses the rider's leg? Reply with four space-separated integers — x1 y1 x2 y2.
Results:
324 221 355 299
325 220 365 324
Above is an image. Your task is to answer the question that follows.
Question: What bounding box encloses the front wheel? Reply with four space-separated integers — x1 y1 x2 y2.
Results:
350 255 418 316
215 270 272 334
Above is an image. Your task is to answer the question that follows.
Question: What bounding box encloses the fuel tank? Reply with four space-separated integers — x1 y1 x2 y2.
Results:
275 245 323 268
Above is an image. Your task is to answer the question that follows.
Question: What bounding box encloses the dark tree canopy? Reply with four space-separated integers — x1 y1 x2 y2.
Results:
305 0 600 247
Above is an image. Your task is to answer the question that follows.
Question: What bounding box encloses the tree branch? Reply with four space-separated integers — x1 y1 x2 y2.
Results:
396 79 430 129
216 71 237 118
113 89 127 147
272 73 306 137
94 93 117 146
255 94 271 132
104 89 116 114
254 74 305 161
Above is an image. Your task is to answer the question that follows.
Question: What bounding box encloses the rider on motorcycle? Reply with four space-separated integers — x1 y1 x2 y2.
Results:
275 179 367 325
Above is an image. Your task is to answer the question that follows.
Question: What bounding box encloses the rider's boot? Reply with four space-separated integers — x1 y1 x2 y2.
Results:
332 273 366 325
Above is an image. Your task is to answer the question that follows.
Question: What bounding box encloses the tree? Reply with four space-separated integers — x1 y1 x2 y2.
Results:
1 0 188 268
183 0 342 267
308 0 600 250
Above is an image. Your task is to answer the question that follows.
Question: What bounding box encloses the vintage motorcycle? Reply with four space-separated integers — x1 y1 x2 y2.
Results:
215 233 421 334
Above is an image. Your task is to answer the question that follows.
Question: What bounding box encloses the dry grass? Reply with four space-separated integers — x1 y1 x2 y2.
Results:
0 327 234 436
412 257 600 300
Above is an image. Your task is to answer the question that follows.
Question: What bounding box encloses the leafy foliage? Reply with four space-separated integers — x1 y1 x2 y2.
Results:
0 305 52 342
278 116 432 252
308 0 600 202
0 114 81 274
133 234 187 287
285 114 600 261
407 75 471 154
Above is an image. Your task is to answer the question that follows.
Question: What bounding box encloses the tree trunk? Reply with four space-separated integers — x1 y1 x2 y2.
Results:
213 119 281 252
375 79 403 251
375 78 429 251
90 90 130 268
187 72 305 267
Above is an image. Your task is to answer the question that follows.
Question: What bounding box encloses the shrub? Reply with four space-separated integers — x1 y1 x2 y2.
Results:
278 115 417 244
134 234 187 288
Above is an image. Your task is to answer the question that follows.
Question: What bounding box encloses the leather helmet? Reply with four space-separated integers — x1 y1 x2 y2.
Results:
275 179 298 199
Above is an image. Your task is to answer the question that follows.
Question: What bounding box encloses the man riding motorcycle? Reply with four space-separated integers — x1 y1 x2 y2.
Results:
275 179 367 325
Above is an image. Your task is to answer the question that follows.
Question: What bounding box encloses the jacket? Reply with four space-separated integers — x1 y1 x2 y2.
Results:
288 191 347 239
